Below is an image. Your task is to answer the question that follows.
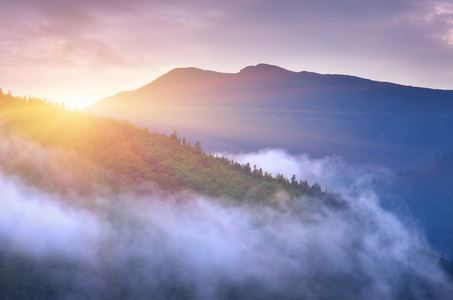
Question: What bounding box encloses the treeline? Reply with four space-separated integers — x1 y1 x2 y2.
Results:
0 90 338 203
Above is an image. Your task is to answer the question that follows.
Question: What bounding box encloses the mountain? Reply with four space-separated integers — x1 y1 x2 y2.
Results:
86 63 453 169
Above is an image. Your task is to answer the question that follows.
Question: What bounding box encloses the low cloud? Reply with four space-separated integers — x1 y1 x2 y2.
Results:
222 148 393 194
0 140 451 299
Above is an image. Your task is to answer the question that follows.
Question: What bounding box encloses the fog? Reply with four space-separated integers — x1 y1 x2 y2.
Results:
0 143 452 299
223 148 393 194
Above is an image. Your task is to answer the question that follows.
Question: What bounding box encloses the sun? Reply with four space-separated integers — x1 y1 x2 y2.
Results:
52 90 109 110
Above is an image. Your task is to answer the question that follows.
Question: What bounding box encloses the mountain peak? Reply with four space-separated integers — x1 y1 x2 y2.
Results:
140 67 225 92
239 64 293 76
161 67 220 80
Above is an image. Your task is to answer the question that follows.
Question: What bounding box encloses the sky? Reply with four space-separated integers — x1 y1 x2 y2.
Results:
1 0 453 108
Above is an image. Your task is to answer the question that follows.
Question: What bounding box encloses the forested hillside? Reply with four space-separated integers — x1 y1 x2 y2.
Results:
0 90 332 203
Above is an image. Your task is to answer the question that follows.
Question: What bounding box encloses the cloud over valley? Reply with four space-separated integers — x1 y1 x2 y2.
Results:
0 137 451 299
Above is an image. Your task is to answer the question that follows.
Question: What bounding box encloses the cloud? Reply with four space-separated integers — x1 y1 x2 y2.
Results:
0 177 100 260
221 148 393 195
0 139 451 299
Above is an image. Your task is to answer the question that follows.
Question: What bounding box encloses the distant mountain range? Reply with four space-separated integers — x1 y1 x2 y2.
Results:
86 64 453 169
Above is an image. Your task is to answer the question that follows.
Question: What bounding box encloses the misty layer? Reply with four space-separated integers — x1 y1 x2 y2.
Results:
1 155 452 300
223 148 394 196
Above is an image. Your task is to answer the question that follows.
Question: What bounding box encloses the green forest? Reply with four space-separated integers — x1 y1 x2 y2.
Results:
0 89 337 204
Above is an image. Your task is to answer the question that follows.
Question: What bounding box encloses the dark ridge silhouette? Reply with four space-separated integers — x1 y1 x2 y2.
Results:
86 64 453 169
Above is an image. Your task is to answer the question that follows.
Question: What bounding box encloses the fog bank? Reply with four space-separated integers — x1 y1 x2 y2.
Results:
0 142 452 299
1 180 451 299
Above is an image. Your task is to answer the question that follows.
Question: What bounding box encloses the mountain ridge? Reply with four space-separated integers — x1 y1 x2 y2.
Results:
85 64 453 168
107 64 444 101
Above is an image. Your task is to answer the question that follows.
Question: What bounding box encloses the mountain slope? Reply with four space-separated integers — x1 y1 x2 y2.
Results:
0 91 332 202
86 64 453 169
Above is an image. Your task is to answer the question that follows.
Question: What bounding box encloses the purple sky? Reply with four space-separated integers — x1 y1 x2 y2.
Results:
1 0 453 108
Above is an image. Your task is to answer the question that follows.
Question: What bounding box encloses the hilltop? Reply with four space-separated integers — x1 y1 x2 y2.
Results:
0 90 333 203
